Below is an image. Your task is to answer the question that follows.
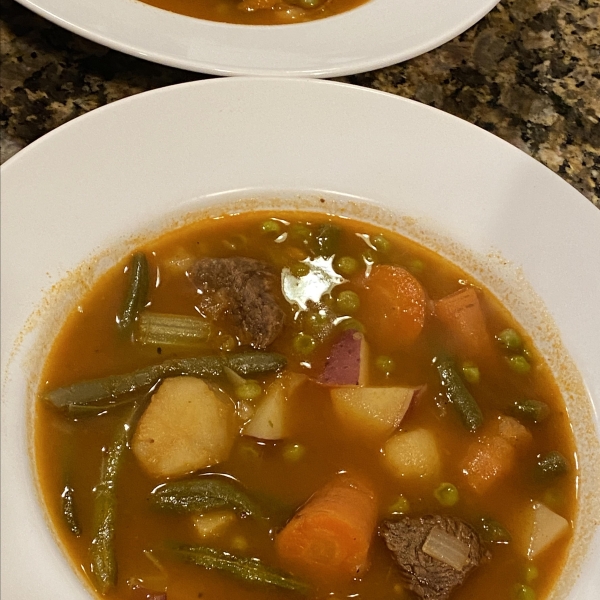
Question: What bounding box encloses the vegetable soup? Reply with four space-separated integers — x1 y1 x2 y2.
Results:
35 211 577 600
138 0 368 25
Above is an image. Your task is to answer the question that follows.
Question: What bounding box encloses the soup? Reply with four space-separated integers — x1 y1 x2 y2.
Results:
138 0 368 25
36 211 577 600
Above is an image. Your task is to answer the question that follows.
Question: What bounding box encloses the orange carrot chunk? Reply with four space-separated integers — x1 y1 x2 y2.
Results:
274 474 377 583
434 287 490 358
359 265 427 351
462 434 515 494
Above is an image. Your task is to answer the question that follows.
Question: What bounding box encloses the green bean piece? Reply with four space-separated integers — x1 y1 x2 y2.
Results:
478 517 512 544
90 400 147 594
496 328 523 351
168 545 309 593
436 360 484 432
136 312 211 347
61 485 81 536
315 223 341 257
511 399 550 423
66 398 137 417
149 478 262 517
44 352 286 407
536 451 569 479
117 252 149 334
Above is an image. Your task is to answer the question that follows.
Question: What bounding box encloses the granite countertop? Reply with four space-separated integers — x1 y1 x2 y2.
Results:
1 0 599 206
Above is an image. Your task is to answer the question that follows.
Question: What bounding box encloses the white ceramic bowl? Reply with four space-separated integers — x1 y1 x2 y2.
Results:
17 0 499 76
1 78 599 599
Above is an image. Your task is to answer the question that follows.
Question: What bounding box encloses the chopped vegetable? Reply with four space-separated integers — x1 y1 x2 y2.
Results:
462 435 515 494
434 287 491 358
422 525 471 570
524 563 539 583
243 372 306 440
293 333 316 355
496 415 532 447
275 474 377 583
234 380 262 401
136 312 211 347
536 451 569 479
61 484 81 536
315 223 341 257
522 502 570 558
336 290 360 314
261 219 282 235
461 361 480 384
434 482 459 507
132 377 236 478
513 583 536 600
149 477 261 517
383 428 441 480
360 265 427 350
331 385 419 439
44 351 286 407
478 518 512 544
436 360 483 432
388 495 410 515
117 252 149 334
371 233 391 254
168 544 309 593
319 329 369 386
510 399 550 423
90 400 147 593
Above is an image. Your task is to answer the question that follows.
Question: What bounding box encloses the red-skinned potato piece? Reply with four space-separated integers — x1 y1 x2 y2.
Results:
358 265 427 352
275 473 378 584
319 329 369 386
331 386 422 439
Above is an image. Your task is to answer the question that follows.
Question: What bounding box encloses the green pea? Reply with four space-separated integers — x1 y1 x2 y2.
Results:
375 355 395 376
336 290 360 314
339 318 365 333
497 328 523 351
234 381 262 401
461 361 480 384
261 220 281 235
407 259 424 274
513 584 536 600
507 355 531 375
371 234 391 254
293 333 316 355
290 262 310 277
362 248 378 264
282 443 306 462
335 256 359 276
434 482 459 507
290 223 312 242
524 563 539 584
389 495 410 515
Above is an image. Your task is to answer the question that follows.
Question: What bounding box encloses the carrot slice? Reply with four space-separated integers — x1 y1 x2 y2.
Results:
434 287 490 358
462 435 516 494
274 474 377 583
359 265 427 350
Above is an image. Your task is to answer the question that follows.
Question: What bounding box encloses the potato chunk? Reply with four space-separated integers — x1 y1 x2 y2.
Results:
331 386 419 439
522 502 570 559
132 376 236 478
383 428 440 479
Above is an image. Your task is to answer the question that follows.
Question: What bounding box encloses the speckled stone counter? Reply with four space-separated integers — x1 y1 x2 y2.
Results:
1 0 599 205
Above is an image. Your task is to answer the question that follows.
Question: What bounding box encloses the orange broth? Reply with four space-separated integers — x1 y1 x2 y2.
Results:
35 211 577 600
138 0 368 25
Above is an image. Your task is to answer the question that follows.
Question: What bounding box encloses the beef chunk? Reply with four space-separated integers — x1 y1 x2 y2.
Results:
381 515 488 600
190 257 285 349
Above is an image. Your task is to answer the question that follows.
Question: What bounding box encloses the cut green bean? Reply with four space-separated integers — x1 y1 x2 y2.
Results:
167 544 309 593
315 223 341 257
511 399 550 423
61 485 81 536
136 312 211 347
478 517 512 544
117 252 149 334
436 360 484 432
536 451 569 479
150 478 262 517
90 399 148 594
44 352 286 407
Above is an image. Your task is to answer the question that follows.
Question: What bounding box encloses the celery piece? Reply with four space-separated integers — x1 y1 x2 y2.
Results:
136 312 211 347
117 252 149 334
